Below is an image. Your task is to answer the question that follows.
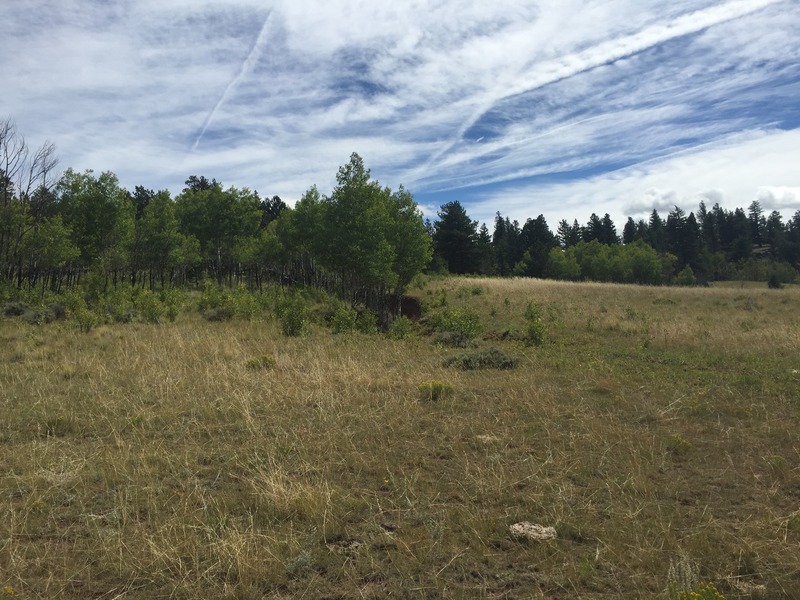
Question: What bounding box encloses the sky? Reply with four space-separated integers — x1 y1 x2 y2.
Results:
2 0 799 229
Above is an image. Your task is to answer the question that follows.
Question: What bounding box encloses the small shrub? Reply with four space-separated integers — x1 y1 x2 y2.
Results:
3 301 27 317
768 274 783 289
245 354 276 370
198 281 228 311
356 309 379 334
277 296 308 337
786 515 800 531
330 305 358 334
100 288 136 323
160 287 184 322
523 302 545 346
675 582 726 600
443 347 520 370
21 308 55 325
134 289 166 324
388 315 413 339
428 307 482 339
231 285 260 320
432 331 474 348
418 380 454 401
49 303 67 320
41 414 75 438
676 266 697 286
73 302 99 333
205 306 234 321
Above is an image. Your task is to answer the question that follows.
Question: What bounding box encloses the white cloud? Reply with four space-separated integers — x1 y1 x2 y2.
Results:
756 187 800 212
467 128 800 227
0 0 797 215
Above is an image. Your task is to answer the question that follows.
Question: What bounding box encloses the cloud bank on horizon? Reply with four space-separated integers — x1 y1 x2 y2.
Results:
2 0 798 226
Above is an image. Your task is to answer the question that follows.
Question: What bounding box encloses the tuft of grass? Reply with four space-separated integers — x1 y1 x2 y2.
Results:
245 354 276 370
666 434 692 458
418 380 454 401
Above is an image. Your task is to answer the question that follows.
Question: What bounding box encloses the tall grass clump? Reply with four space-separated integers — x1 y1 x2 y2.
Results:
418 380 454 401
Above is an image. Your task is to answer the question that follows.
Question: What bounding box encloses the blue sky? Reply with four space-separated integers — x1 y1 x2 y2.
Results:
2 0 799 228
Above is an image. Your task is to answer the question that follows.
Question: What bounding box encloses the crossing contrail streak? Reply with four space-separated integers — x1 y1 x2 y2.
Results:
422 0 785 172
192 12 274 151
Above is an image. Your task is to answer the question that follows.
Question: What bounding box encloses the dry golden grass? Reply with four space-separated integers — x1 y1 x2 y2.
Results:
1 277 799 598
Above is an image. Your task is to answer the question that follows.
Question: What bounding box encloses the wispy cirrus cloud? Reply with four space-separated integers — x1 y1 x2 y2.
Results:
1 0 797 226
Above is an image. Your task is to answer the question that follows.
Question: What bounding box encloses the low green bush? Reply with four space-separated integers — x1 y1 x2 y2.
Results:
523 302 545 346
428 307 482 339
330 304 358 334
134 289 166 324
277 295 308 337
388 315 413 339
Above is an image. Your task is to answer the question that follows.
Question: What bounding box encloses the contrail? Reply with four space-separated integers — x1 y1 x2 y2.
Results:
423 0 784 171
192 11 274 151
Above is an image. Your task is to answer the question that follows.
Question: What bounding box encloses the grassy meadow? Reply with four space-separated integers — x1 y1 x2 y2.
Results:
1 277 799 599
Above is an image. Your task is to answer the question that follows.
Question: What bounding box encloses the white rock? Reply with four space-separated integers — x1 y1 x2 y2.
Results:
510 522 557 541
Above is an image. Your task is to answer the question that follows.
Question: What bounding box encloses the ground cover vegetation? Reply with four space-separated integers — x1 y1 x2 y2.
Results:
1 274 799 598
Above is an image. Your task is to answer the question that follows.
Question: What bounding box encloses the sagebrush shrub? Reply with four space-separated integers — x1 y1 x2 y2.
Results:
443 347 520 370
3 301 27 317
22 308 55 325
431 331 474 348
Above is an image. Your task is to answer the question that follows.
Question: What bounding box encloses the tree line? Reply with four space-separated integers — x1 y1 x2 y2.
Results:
431 198 800 285
0 119 431 318
2 116 797 315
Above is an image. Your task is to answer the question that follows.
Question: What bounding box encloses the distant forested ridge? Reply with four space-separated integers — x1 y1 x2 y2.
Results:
2 117 798 309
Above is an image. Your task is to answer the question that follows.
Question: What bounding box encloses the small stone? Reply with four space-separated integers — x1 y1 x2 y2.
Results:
510 522 557 542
